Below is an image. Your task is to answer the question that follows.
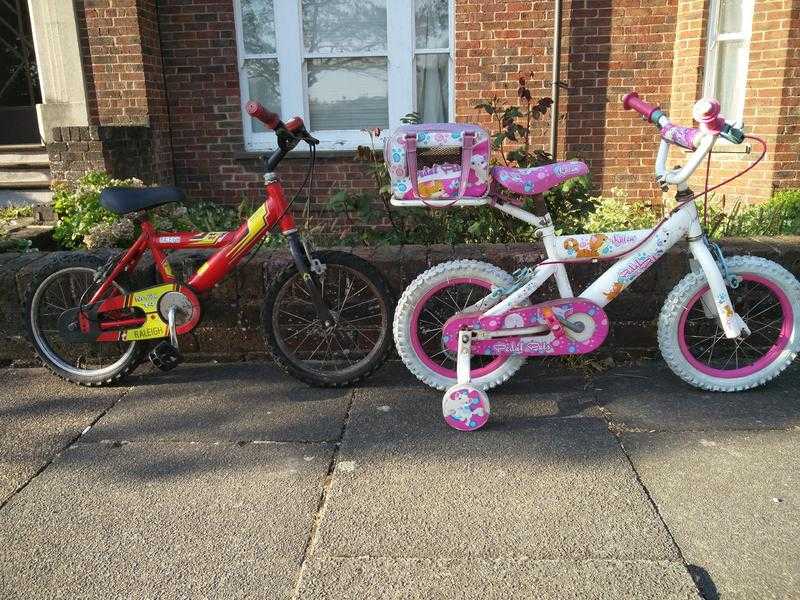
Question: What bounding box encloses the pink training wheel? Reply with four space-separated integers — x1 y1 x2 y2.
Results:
442 385 490 431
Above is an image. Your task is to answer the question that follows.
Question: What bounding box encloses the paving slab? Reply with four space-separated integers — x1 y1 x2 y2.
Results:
0 367 128 503
296 557 700 600
624 430 800 600
591 361 800 431
83 361 351 443
0 441 333 600
360 361 601 422
315 377 678 561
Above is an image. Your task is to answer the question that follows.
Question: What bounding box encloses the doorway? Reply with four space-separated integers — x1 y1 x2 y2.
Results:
0 0 41 145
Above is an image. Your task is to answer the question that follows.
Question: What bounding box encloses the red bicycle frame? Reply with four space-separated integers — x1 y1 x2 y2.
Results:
84 104 333 344
89 179 297 304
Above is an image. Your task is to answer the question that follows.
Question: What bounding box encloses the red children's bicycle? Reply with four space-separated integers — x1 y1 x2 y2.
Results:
24 102 393 387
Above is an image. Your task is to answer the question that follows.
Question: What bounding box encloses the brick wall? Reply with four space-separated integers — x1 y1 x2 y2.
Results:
68 0 800 220
74 0 173 183
454 0 678 203
48 126 157 184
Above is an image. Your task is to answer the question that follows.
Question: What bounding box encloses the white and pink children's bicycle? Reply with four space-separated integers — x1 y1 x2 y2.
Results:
388 92 800 431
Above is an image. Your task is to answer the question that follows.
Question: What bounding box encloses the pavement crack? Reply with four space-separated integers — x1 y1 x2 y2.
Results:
291 387 357 600
597 395 707 600
0 384 135 512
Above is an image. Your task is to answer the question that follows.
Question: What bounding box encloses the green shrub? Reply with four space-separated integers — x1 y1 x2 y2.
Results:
0 205 36 253
705 189 800 239
584 188 658 233
52 172 143 249
52 171 264 249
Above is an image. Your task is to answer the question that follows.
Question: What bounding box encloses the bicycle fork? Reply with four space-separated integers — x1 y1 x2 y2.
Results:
687 235 749 340
286 231 336 326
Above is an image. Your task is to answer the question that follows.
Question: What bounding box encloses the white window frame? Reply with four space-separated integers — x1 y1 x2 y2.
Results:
233 0 455 152
703 0 754 126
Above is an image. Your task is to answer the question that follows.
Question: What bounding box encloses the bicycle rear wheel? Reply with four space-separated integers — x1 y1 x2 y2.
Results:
262 250 393 387
24 254 147 386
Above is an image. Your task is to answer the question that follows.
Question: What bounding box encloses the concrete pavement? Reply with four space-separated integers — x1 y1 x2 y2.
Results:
1 359 798 599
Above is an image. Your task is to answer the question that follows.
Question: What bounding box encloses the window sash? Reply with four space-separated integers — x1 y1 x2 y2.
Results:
703 0 753 126
235 0 454 151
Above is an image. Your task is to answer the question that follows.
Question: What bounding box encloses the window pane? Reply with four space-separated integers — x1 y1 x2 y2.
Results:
416 53 449 122
307 57 388 130
245 59 280 133
416 0 449 49
302 0 387 54
241 0 276 54
714 40 745 121
719 0 744 34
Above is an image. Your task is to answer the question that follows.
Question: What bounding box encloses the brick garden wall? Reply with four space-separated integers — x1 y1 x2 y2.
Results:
3 239 799 364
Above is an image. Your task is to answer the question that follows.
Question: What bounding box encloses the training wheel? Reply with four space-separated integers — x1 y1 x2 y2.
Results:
442 384 490 431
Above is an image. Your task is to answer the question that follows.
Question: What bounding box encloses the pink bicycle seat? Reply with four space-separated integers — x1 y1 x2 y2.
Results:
491 160 589 196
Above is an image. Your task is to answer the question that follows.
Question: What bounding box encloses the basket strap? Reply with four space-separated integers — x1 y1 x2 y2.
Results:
458 131 476 197
404 133 419 196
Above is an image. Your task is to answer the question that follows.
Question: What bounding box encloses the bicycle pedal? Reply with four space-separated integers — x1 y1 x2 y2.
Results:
149 341 183 372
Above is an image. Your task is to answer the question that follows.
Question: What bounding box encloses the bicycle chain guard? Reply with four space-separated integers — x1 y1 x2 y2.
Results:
442 298 609 357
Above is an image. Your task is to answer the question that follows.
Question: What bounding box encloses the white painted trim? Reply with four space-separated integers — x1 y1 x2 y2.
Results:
388 1 414 127
275 0 305 124
703 0 754 126
235 0 278 150
304 50 389 59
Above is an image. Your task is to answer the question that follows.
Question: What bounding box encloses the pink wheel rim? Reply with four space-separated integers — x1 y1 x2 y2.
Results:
410 277 509 379
677 274 793 379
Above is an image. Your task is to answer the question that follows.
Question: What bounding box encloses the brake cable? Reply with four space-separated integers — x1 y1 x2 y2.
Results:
216 138 317 286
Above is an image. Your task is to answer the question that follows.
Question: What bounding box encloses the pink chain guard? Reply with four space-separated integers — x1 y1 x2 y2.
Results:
442 299 610 357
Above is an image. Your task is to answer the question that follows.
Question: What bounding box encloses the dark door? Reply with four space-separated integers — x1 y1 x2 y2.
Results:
0 0 41 145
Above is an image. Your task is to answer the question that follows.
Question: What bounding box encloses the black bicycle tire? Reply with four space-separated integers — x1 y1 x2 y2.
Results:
22 254 150 387
262 250 394 387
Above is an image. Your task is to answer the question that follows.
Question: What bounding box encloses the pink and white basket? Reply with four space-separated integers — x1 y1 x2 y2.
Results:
384 123 492 206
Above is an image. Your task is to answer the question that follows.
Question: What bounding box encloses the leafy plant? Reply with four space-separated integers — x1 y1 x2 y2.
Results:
474 75 595 233
705 189 800 239
584 188 658 233
0 205 33 223
474 75 554 168
52 171 274 249
52 172 142 249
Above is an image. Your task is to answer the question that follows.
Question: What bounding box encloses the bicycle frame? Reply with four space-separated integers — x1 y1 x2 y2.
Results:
475 198 748 340
89 178 297 304
81 175 339 344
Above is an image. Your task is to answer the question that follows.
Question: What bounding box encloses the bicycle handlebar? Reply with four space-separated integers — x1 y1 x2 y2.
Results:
622 91 660 124
622 91 745 146
245 101 281 130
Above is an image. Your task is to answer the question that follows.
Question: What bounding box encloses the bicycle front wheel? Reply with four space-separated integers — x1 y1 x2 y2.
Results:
262 250 393 387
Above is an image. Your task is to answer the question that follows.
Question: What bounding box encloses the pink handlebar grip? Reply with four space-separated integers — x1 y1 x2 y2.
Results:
622 91 659 122
245 101 280 130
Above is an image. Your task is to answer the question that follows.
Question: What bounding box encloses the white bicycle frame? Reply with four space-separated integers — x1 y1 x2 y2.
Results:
471 132 749 342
